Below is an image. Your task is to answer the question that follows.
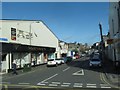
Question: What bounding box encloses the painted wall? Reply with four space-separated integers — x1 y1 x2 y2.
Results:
31 22 58 48
109 2 120 62
0 20 58 49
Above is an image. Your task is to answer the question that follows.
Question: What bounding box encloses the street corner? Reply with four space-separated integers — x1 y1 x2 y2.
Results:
100 72 120 89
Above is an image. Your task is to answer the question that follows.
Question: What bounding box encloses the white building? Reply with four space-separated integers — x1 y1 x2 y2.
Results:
108 1 120 66
0 19 59 73
59 41 68 57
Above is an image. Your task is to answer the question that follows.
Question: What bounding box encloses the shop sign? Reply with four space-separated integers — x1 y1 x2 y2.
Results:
28 46 55 52
17 30 32 39
0 38 8 41
107 38 120 44
11 28 16 41
107 39 113 44
28 47 46 51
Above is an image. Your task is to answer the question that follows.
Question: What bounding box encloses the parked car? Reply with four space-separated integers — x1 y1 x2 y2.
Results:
74 54 80 59
55 58 62 65
64 56 72 63
60 58 65 64
89 58 102 67
81 54 86 57
93 53 100 59
47 59 57 67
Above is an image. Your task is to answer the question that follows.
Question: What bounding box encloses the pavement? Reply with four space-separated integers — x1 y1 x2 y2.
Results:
1 64 47 79
102 57 120 89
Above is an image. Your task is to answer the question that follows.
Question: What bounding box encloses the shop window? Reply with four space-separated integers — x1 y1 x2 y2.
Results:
2 53 7 61
31 54 37 66
55 53 57 59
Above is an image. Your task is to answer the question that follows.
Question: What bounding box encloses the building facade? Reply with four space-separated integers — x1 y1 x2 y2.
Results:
59 41 68 57
108 1 120 66
0 20 59 73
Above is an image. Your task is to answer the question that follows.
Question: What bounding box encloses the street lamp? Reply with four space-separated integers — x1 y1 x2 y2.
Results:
29 21 35 64
29 21 40 64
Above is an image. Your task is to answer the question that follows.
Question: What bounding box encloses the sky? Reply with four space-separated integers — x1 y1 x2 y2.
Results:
2 2 109 45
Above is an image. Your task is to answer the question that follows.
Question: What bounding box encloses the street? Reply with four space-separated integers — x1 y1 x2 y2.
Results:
1 57 116 89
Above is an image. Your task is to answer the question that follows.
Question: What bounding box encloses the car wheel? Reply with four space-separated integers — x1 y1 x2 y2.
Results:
89 65 92 68
56 63 58 67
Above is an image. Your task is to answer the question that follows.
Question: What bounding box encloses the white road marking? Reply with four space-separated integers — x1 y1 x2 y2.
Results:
74 83 83 85
101 87 111 88
86 83 97 88
100 84 111 88
86 86 97 88
63 67 70 72
73 85 83 88
87 84 96 85
72 69 84 75
63 83 71 85
49 84 58 87
100 84 109 86
1 82 10 84
43 82 48 84
52 82 61 84
18 83 30 85
40 73 58 83
37 83 46 86
61 85 70 87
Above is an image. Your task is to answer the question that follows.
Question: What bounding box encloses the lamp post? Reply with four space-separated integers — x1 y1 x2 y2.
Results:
29 21 39 65
29 21 34 64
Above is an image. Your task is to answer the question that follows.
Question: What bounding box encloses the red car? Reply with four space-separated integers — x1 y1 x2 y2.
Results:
74 54 80 59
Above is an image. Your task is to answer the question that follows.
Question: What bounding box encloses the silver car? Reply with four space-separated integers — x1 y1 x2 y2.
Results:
89 58 102 67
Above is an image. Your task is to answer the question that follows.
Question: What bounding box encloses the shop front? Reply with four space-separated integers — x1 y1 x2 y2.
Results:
1 42 56 73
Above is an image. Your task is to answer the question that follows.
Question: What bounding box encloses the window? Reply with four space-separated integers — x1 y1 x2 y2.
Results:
112 19 115 35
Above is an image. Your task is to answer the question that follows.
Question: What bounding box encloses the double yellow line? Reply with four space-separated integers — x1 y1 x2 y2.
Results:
100 72 120 89
0 83 58 90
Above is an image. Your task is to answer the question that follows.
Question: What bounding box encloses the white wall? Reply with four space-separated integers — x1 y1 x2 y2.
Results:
109 2 120 62
0 20 58 49
0 20 31 44
31 22 58 48
109 2 119 38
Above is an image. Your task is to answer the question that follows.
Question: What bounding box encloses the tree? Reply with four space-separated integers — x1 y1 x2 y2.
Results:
72 48 78 53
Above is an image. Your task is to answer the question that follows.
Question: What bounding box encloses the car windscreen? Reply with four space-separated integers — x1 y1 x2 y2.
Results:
55 59 61 60
91 59 100 61
48 59 54 61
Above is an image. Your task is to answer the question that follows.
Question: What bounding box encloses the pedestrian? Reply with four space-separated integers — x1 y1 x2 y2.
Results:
32 57 36 66
12 60 18 75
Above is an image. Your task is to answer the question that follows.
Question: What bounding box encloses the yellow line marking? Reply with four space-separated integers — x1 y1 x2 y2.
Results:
4 85 8 90
100 72 120 89
100 73 104 83
0 83 58 89
22 86 39 90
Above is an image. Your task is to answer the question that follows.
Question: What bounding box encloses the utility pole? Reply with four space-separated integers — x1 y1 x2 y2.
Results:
99 23 104 64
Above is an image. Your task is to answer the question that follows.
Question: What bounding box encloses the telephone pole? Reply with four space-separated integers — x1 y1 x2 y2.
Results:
99 23 104 64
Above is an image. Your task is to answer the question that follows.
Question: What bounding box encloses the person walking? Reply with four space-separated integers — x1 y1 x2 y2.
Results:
12 60 18 75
